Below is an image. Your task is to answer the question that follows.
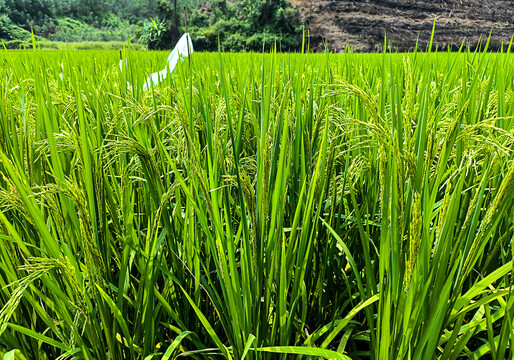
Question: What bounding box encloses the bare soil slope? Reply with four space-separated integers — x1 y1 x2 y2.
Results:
291 0 514 52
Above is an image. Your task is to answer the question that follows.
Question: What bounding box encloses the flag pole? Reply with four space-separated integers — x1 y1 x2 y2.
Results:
183 5 191 70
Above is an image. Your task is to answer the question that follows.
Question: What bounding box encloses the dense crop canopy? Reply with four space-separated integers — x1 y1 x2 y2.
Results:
0 45 513 359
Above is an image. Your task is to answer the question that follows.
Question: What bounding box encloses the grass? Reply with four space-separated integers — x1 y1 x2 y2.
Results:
0 42 513 359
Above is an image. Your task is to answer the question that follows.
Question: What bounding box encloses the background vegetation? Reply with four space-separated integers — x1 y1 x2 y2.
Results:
0 0 303 51
0 40 514 359
189 0 303 52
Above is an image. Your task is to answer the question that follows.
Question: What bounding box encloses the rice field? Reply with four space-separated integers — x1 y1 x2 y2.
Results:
0 44 514 360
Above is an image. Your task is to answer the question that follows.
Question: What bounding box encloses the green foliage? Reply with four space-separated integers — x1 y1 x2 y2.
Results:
1 43 514 359
139 18 167 50
224 32 248 52
0 14 31 41
0 0 302 50
138 0 195 50
189 26 218 51
1 0 58 29
47 17 139 43
0 0 176 46
102 12 123 29
190 10 209 28
190 0 304 52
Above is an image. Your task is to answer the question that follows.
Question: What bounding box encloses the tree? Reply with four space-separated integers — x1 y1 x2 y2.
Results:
159 0 180 45
139 0 181 49
190 0 303 52
2 0 56 28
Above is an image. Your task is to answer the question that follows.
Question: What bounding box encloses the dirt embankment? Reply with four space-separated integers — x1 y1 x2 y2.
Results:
291 0 514 52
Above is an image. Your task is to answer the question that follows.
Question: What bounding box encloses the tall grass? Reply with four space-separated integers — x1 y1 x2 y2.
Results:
0 44 513 359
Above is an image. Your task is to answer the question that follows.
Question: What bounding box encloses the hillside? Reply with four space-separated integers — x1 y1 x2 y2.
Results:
292 0 514 52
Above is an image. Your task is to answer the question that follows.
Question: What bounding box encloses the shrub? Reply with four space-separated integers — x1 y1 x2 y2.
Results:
0 14 31 41
224 32 246 52
139 18 166 50
190 26 217 51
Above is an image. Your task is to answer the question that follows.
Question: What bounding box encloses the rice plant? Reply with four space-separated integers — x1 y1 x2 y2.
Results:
0 42 513 360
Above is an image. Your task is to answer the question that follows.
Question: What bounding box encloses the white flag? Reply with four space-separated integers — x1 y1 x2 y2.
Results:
143 33 193 91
